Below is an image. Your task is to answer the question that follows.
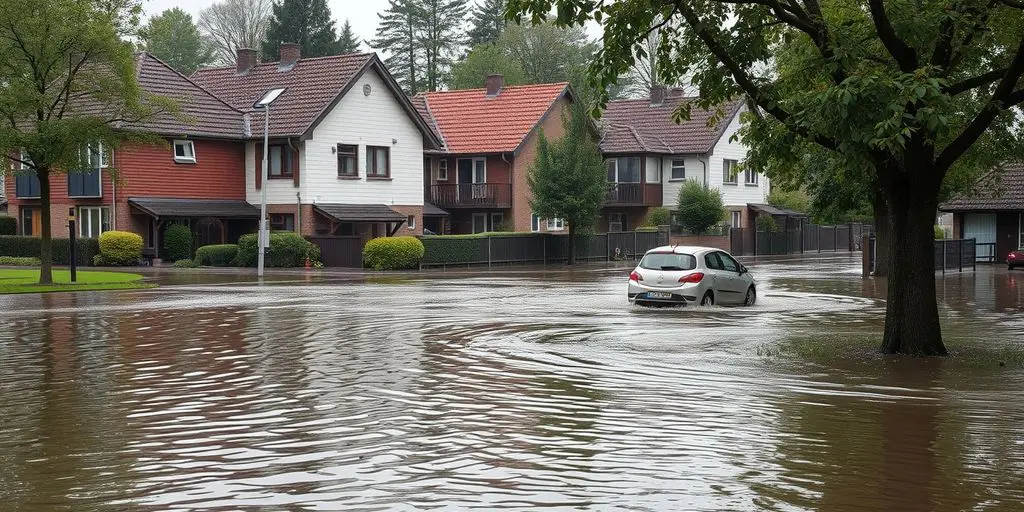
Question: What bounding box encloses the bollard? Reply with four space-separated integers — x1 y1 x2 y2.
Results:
67 207 77 283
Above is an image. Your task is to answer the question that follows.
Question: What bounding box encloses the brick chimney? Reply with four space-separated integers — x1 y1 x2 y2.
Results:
650 85 667 106
279 42 300 71
236 48 257 75
485 74 504 97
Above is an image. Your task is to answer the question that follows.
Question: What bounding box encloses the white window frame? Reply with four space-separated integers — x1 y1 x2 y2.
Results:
723 159 738 184
78 206 111 238
531 213 540 232
472 213 488 234
173 140 197 164
18 150 33 170
437 159 448 181
670 159 686 181
407 215 416 230
731 210 742 228
546 218 565 231
744 166 758 185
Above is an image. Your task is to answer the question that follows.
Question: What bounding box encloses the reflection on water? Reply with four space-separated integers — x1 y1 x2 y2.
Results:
1 255 1024 510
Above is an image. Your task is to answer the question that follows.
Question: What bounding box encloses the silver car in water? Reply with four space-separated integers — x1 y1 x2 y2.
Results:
628 246 757 307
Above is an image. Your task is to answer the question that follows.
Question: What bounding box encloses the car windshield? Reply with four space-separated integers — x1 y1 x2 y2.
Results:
639 252 697 271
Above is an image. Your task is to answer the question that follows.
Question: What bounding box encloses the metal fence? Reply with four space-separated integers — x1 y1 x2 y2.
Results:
863 235 977 274
731 223 872 256
307 236 364 267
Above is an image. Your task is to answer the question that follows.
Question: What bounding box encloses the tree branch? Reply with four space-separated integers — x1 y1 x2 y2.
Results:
867 0 919 72
944 68 1007 96
1001 0 1024 8
1008 88 1024 106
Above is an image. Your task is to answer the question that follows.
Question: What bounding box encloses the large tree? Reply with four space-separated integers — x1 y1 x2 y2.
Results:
529 102 607 265
140 8 215 75
261 0 340 59
508 0 1024 356
467 0 506 46
198 0 273 64
418 0 470 91
450 44 529 89
0 0 159 284
337 19 360 53
371 0 425 94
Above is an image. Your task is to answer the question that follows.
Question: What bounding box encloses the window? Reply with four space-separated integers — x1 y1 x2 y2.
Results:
640 252 697 271
407 215 416 230
270 213 295 231
437 159 448 181
80 143 109 169
531 213 540 232
608 213 627 232
606 157 641 183
646 160 661 183
546 218 565 231
671 159 686 181
267 145 294 178
367 146 390 177
723 159 738 184
704 252 723 270
718 251 739 272
173 140 196 163
78 207 111 238
472 213 487 234
457 158 487 184
337 144 357 177
731 211 742 228
744 166 758 185
490 212 504 231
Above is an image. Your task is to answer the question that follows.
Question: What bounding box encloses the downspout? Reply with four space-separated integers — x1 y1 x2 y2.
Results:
287 137 300 233
110 172 116 231
502 152 513 230
700 154 708 188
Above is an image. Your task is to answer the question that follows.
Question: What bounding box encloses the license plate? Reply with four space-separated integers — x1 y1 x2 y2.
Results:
647 292 673 299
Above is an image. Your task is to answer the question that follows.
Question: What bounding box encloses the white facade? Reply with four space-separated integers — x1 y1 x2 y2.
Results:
245 68 425 207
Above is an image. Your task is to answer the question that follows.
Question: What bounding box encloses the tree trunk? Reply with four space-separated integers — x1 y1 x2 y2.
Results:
38 169 53 285
879 186 946 356
567 225 576 265
872 190 889 278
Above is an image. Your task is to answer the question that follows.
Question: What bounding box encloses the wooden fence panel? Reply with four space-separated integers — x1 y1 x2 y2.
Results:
307 236 364 267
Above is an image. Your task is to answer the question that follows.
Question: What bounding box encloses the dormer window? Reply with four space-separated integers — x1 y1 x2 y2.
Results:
173 140 196 164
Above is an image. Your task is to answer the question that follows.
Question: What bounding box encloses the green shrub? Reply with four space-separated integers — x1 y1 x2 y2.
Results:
676 181 725 235
96 231 143 266
756 215 780 233
0 235 99 266
934 225 946 239
195 244 239 266
236 232 318 267
363 236 425 270
642 207 672 227
173 258 198 268
0 216 16 236
0 256 40 266
163 223 193 262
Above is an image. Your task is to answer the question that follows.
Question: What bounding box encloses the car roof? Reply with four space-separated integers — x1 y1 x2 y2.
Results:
644 245 722 255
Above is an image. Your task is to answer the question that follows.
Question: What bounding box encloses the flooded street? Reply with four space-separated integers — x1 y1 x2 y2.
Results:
2 254 1023 511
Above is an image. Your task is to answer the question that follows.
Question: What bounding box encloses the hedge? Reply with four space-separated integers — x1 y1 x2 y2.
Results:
95 231 143 266
195 244 239 266
363 236 425 270
0 216 16 236
0 235 99 266
0 256 41 266
236 232 320 267
163 223 193 262
173 258 198 268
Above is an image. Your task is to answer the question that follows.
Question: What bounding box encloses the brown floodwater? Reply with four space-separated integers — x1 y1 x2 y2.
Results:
1 254 1023 510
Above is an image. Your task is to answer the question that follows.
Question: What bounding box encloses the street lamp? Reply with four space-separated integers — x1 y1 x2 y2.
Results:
253 87 286 278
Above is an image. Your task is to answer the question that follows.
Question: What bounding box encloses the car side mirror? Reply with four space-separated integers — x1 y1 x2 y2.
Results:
738 265 747 274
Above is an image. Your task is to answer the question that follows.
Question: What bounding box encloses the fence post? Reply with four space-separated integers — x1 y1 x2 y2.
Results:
941 239 946 274
633 230 638 260
543 234 547 265
487 236 492 269
972 238 976 271
817 226 821 254
833 226 838 252
957 239 963 272
607 233 612 262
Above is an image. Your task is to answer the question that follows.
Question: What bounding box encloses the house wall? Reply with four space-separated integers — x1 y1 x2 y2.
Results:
710 106 768 207
661 155 708 207
511 96 571 232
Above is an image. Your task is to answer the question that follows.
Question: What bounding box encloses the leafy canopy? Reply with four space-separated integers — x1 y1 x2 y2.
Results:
450 44 529 89
140 8 215 75
261 0 341 59
675 181 725 235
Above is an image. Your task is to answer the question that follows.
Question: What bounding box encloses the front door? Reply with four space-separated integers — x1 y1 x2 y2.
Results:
715 251 748 302
472 213 488 234
964 213 997 262
490 212 504 231
609 213 627 232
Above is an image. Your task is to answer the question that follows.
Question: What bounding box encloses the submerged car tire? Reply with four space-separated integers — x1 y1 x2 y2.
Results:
744 286 757 306
700 291 714 306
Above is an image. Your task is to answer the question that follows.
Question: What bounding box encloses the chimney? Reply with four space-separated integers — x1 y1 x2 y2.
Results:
278 42 300 71
236 48 257 75
485 74 504 97
650 85 667 106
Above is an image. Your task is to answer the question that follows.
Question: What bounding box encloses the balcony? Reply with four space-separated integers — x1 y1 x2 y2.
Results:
15 175 40 199
67 169 102 198
431 183 512 209
606 182 663 207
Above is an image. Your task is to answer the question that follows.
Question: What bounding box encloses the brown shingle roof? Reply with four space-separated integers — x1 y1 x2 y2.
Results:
940 163 1024 211
600 97 743 154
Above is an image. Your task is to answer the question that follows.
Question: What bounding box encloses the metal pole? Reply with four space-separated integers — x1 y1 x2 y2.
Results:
68 207 77 283
958 239 963 272
258 106 270 278
941 239 946 274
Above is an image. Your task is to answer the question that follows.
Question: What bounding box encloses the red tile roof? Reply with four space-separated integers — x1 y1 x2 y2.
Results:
414 83 569 154
600 96 743 154
941 162 1024 211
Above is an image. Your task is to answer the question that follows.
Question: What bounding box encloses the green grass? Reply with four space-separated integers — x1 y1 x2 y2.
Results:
0 269 154 294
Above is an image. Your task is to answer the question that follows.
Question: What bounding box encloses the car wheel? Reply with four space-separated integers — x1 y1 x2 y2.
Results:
744 286 756 306
700 291 714 306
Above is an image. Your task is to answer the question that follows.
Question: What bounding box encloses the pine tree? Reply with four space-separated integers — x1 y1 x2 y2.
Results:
371 0 424 94
416 0 468 91
261 0 340 60
140 8 215 75
467 0 504 47
337 19 359 54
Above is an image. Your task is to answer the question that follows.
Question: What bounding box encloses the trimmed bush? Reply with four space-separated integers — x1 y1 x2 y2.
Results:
96 231 143 266
676 180 726 235
236 232 319 267
163 223 193 262
363 236 425 270
0 216 16 236
756 215 780 233
195 244 239 266
0 256 40 266
934 225 946 240
173 258 198 268
0 235 99 266
642 207 672 227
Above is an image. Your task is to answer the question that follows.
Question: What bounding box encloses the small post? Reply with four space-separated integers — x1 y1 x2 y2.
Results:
941 239 946 274
817 226 821 254
958 239 963 272
67 207 77 283
487 235 492 269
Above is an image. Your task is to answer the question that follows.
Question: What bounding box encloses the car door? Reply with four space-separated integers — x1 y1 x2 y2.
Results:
703 251 725 298
715 251 748 303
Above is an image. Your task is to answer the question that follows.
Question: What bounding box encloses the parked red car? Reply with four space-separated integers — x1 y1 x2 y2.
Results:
1009 250 1024 270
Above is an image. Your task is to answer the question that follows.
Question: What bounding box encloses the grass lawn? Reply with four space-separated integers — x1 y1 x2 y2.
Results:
0 268 154 294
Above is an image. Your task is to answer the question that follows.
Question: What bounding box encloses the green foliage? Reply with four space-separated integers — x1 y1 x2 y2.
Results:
172 258 198 268
97 231 143 266
0 216 16 236
675 181 725 235
195 244 239 266
337 19 360 53
0 236 98 266
467 0 505 46
261 0 342 59
935 225 946 240
163 224 194 262
450 44 529 89
756 215 780 233
139 8 214 75
0 256 41 266
371 0 469 93
236 232 319 267
767 189 810 214
363 236 426 270
642 207 672 227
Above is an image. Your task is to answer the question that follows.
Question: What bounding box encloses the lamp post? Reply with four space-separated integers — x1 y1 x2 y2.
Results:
253 87 287 278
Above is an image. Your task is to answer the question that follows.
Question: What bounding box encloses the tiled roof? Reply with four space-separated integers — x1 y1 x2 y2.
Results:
600 96 744 154
414 83 569 154
940 162 1024 211
192 53 374 138
410 95 444 145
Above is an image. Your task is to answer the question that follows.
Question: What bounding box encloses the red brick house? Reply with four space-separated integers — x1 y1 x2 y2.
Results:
940 162 1024 263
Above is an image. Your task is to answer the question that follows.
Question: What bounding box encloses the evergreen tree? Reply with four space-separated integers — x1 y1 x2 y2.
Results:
337 19 360 54
450 44 528 89
467 0 504 47
140 8 215 75
371 0 424 94
417 0 469 91
261 0 340 60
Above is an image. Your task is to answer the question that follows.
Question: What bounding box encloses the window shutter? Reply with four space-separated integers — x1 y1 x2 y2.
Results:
291 147 300 187
255 144 262 190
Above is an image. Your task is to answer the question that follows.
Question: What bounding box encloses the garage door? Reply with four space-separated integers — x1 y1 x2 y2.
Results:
963 213 997 262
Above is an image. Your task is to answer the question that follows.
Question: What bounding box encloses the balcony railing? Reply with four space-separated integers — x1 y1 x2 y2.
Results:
15 175 40 199
431 183 512 208
606 182 663 206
